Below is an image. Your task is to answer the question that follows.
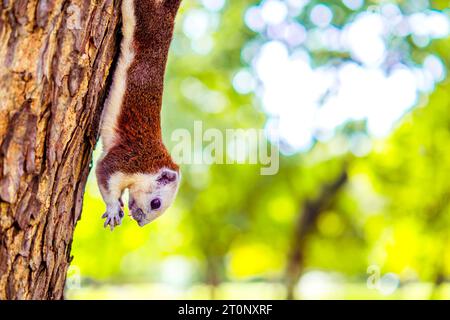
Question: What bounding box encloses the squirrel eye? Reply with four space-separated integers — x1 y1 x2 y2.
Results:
150 198 161 210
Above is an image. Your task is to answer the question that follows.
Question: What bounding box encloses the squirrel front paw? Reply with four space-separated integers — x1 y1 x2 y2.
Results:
102 201 125 231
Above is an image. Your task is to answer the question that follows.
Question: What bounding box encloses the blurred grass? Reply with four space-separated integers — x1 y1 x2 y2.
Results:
67 282 450 300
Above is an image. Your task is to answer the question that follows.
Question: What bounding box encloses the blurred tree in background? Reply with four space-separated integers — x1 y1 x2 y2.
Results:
70 0 450 299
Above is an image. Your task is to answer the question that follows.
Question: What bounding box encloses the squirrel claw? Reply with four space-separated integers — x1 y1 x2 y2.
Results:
102 205 124 231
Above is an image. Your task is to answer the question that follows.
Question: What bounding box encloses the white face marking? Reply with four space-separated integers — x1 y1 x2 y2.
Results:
100 0 136 152
116 168 180 226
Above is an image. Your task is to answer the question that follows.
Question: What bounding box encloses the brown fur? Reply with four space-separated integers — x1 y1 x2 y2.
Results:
97 0 182 190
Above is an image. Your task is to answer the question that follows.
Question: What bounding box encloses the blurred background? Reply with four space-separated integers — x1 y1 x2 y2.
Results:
67 0 450 299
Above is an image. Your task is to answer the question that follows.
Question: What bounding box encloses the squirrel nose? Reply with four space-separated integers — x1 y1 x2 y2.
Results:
131 208 145 222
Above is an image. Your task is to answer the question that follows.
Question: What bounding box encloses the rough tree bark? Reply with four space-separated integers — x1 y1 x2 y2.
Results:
284 168 348 299
0 0 122 299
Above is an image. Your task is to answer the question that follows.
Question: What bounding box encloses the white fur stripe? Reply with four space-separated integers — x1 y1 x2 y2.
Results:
100 0 136 152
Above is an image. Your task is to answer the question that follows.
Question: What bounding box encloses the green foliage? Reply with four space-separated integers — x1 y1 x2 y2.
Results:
70 0 450 299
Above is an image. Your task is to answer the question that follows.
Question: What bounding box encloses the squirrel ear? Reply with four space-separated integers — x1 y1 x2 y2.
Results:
157 169 178 185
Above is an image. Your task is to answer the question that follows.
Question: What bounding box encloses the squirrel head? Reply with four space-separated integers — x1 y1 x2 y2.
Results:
127 168 180 226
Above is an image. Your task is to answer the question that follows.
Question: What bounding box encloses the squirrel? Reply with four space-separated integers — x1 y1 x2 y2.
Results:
96 0 182 230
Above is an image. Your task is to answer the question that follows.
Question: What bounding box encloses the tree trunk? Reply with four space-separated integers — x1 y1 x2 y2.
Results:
206 255 223 300
285 168 348 299
0 0 121 299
